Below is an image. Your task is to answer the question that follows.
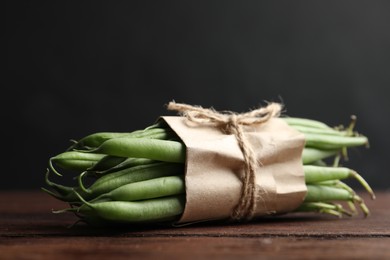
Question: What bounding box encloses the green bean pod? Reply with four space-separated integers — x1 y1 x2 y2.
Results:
282 117 334 129
50 151 106 174
304 185 369 216
88 138 186 163
295 202 353 217
86 155 127 172
90 176 185 203
80 162 184 200
301 148 339 164
304 133 368 150
70 125 176 150
76 194 185 224
90 158 157 177
291 125 348 136
42 170 87 202
303 165 375 198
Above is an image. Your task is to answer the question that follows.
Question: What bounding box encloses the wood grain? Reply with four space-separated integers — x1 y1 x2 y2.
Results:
1 191 389 259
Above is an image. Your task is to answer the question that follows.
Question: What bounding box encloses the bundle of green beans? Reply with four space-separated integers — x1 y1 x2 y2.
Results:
43 116 375 226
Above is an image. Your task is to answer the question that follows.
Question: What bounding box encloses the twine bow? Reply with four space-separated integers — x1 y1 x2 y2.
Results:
167 101 282 221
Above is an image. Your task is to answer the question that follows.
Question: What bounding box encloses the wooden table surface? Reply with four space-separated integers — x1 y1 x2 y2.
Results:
1 191 389 259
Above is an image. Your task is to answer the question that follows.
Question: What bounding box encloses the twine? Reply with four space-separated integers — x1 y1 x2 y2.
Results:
167 101 282 221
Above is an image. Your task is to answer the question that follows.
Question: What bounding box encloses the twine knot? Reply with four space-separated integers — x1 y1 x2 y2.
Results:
167 101 282 221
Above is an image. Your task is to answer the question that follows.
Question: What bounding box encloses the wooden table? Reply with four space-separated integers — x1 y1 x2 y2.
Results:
1 191 389 259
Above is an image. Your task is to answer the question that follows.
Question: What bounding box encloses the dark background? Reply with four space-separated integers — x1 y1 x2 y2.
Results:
6 1 390 190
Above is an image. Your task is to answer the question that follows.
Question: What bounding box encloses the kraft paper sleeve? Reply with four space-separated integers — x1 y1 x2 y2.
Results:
161 116 307 224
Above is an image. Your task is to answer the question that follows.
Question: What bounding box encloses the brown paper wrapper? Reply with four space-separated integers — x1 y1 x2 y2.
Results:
161 116 307 224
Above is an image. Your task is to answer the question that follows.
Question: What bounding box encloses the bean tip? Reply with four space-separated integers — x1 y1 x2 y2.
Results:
353 195 371 217
49 159 63 177
78 172 93 194
350 170 376 200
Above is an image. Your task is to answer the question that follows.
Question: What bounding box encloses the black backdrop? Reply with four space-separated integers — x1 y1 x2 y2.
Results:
6 1 390 190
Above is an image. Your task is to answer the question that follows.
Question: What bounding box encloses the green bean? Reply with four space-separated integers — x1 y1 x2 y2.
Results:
315 180 353 190
74 132 139 149
90 158 157 177
90 176 185 203
47 161 183 203
309 160 327 166
89 160 167 187
303 165 375 199
42 169 86 202
76 193 185 223
302 148 339 164
50 151 106 175
45 113 373 225
305 185 353 202
305 185 370 216
70 126 176 150
313 180 359 214
88 138 186 163
282 117 334 129
295 202 353 217
304 133 368 150
87 155 127 172
304 185 369 216
291 125 347 136
41 186 75 202
79 162 184 199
